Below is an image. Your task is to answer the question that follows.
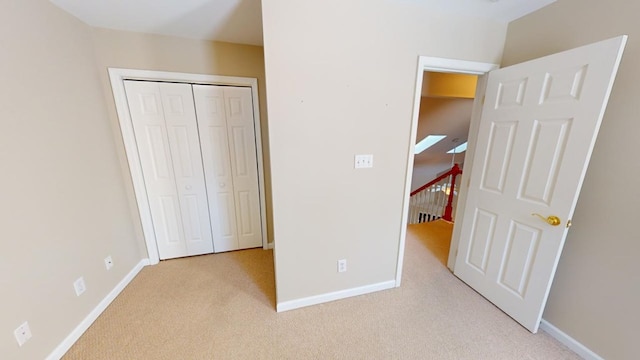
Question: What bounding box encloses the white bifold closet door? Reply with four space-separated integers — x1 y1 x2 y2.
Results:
124 80 262 260
124 81 214 259
193 85 262 252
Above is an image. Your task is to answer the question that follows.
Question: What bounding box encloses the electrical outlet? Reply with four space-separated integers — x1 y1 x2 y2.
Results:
14 321 32 347
74 277 86 296
338 259 347 273
104 256 113 270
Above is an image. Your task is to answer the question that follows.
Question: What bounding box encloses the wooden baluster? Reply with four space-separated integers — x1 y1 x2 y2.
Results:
428 184 434 220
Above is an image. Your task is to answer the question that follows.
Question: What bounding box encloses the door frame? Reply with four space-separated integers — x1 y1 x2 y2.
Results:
108 68 269 265
395 57 498 286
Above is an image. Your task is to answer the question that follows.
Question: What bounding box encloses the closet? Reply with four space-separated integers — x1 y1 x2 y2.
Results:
124 80 262 260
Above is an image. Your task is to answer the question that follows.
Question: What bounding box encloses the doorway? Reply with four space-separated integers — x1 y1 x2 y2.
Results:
396 57 498 285
410 70 478 264
399 36 626 334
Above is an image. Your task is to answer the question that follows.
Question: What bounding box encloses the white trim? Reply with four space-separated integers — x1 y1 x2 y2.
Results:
108 68 270 264
540 319 604 360
276 280 395 312
396 57 498 286
410 57 498 75
46 259 149 360
266 242 274 250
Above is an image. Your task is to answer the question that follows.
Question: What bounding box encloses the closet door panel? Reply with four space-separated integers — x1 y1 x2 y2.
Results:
224 87 263 249
192 85 239 252
158 83 214 256
124 81 188 259
157 196 183 244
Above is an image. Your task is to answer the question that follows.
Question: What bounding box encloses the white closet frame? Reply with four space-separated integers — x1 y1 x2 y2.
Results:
108 68 268 265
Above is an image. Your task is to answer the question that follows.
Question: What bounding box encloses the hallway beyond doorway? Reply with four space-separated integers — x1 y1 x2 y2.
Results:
407 219 453 266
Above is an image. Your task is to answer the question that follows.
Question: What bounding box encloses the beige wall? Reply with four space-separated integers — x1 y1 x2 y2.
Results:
0 3 272 358
504 1 639 359
90 28 273 247
0 1 141 359
261 0 507 304
412 97 472 191
422 72 477 99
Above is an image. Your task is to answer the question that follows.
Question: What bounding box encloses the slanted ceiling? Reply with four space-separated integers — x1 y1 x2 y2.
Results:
49 0 556 46
49 0 264 45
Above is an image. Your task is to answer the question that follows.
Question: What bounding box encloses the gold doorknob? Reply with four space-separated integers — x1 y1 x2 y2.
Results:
531 213 561 226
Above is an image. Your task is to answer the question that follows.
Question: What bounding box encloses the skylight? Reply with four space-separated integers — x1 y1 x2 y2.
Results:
447 142 468 154
415 135 446 154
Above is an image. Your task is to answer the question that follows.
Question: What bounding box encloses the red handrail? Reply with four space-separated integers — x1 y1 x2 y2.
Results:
410 164 462 196
410 164 463 222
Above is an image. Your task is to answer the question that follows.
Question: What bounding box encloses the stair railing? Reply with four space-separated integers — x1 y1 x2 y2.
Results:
409 164 462 224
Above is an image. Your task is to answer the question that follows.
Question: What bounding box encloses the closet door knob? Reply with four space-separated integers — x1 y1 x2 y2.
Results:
219 182 225 188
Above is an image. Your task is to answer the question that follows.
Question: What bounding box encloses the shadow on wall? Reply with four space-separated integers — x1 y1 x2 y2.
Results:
411 96 473 191
152 0 263 45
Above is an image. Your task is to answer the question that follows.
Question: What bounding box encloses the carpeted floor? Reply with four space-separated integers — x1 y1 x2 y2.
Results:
63 220 579 359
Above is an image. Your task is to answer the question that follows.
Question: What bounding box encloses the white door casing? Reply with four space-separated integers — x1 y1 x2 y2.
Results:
125 81 214 259
397 58 498 287
454 36 627 332
193 85 263 252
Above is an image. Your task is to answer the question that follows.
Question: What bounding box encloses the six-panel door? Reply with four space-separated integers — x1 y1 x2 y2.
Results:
453 36 626 332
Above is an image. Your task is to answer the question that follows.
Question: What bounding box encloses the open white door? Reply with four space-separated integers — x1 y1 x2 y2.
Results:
454 36 627 333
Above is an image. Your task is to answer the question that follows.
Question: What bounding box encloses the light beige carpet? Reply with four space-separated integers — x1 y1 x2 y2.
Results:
63 222 579 359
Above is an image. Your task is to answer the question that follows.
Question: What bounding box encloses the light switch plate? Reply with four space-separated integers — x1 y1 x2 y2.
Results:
338 259 347 273
354 154 373 169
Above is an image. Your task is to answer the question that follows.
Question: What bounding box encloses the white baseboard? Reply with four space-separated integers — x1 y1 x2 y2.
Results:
540 319 604 360
266 242 274 250
276 280 396 312
46 259 149 360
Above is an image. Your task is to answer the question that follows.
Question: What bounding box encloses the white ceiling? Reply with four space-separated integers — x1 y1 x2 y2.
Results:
50 0 264 46
50 0 555 46
410 0 556 22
